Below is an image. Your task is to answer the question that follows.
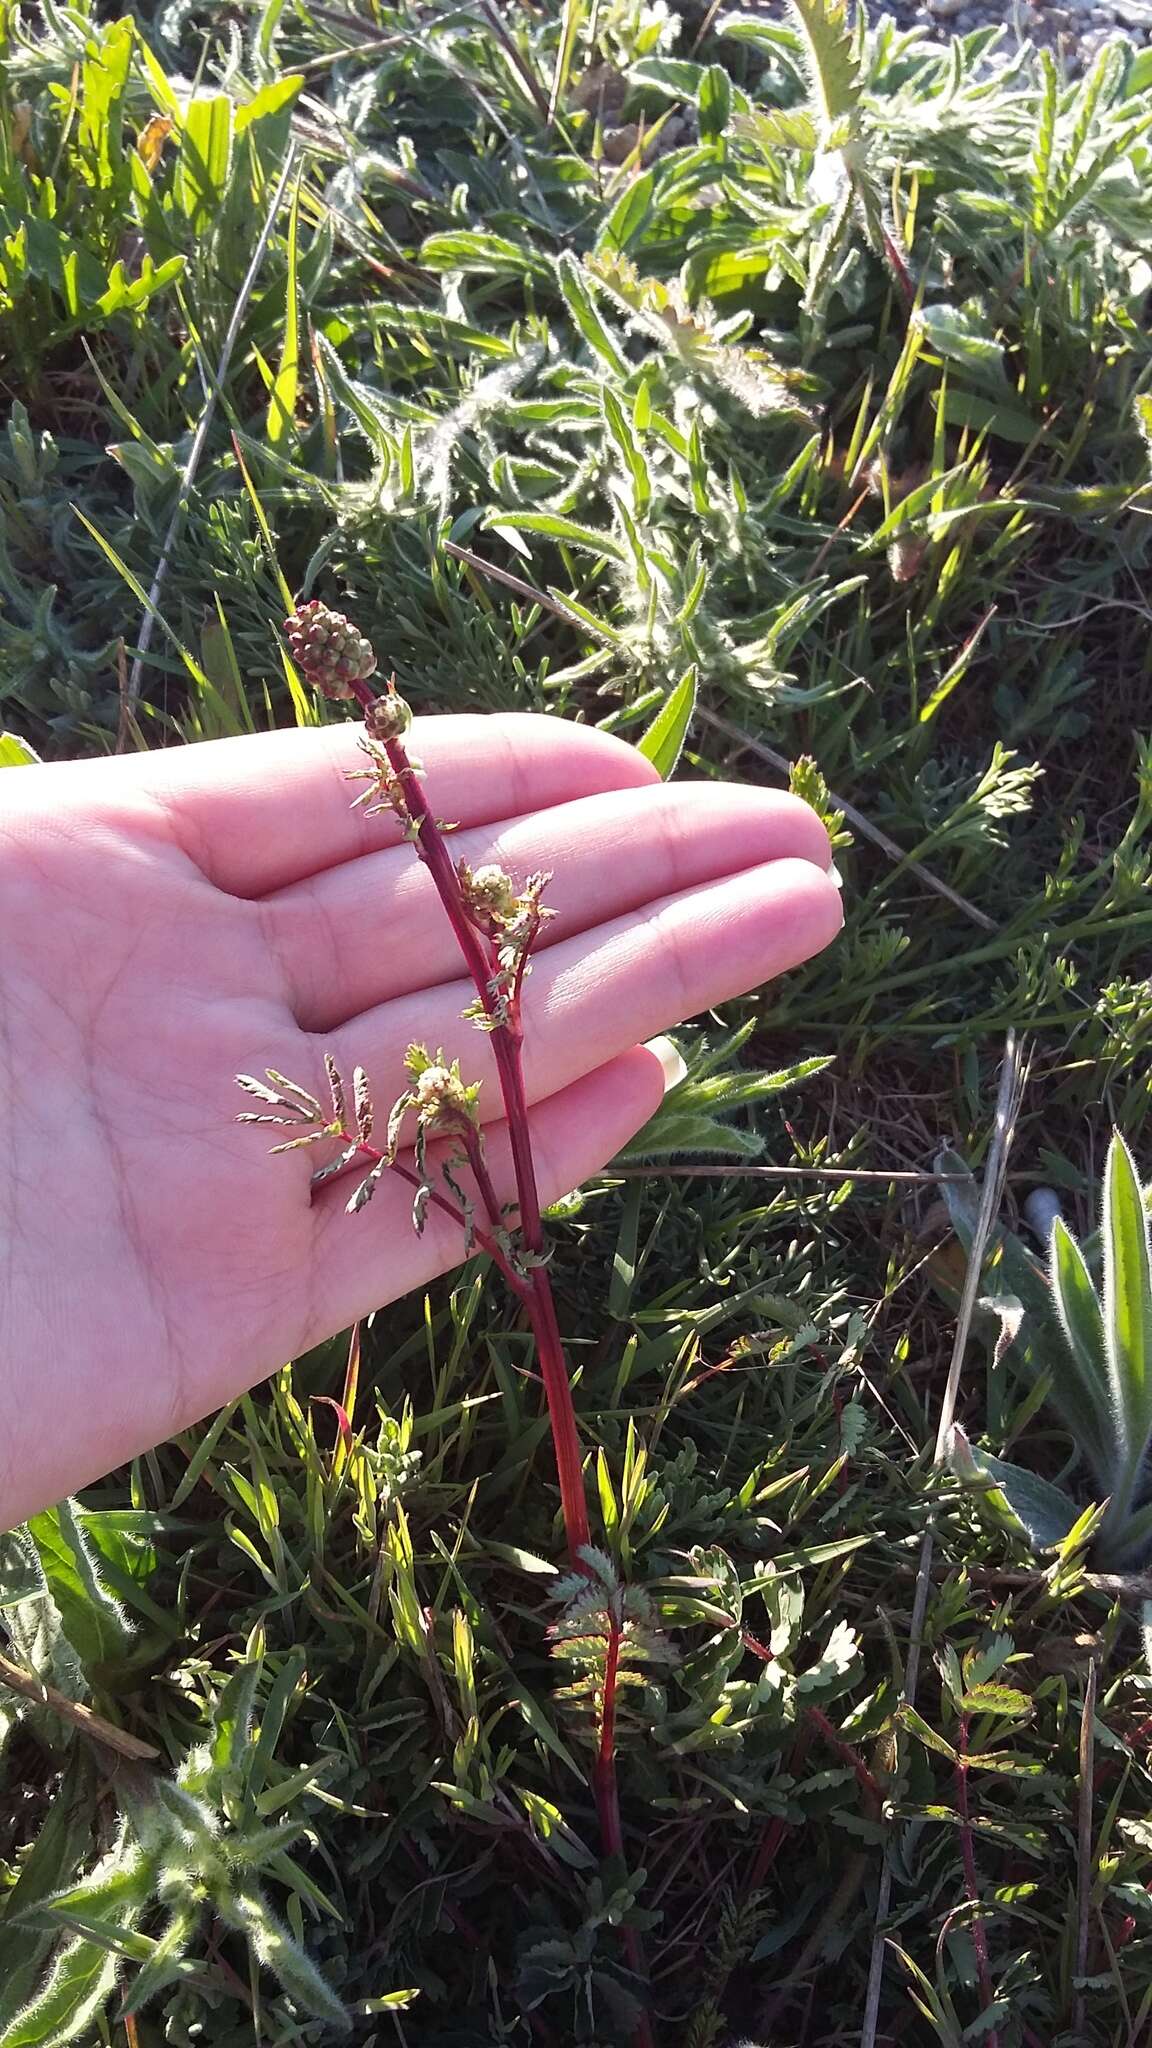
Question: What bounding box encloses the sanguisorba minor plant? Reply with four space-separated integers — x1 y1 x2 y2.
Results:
237 603 654 2037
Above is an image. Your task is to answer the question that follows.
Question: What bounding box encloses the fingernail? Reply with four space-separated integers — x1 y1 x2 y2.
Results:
644 1035 687 1092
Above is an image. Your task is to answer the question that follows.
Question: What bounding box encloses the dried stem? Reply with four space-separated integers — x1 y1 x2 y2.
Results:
0 1649 158 1761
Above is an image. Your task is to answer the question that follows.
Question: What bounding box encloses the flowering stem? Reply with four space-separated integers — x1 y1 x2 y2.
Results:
346 679 591 1560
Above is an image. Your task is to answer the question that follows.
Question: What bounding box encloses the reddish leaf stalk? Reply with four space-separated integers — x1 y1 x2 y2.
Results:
330 1122 525 1293
594 1599 654 2048
956 1716 999 2048
348 675 592 1558
595 1605 624 1860
803 1705 883 1804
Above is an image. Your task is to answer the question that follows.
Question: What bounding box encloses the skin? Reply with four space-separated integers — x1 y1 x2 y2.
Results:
0 714 842 1528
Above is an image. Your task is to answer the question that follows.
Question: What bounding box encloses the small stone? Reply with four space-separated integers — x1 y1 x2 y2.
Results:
1076 22 1117 52
1114 0 1152 23
927 0 966 18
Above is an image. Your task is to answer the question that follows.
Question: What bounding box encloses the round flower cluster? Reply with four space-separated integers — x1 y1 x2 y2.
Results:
414 1063 474 1121
284 601 378 698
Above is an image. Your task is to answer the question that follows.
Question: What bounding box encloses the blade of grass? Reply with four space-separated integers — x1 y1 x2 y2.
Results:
125 140 299 705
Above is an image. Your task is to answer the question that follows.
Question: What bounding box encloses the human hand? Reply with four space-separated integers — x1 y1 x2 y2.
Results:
0 714 840 1526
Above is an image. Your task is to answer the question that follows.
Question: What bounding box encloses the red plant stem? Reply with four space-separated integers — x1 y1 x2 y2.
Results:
457 1122 509 1238
347 684 591 1560
803 1705 883 1804
331 1125 526 1297
593 1604 655 2048
956 1717 999 2048
344 685 643 2025
595 1609 623 1858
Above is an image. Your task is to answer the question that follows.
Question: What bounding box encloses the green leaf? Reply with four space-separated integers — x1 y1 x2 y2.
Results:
637 667 697 779
556 255 629 375
900 1704 958 1762
210 1655 262 1771
266 177 300 447
629 57 707 100
117 1902 199 2017
932 389 1042 447
0 1937 120 2048
600 167 658 253
794 1619 859 1697
1049 1215 1113 1486
548 0 587 122
235 76 303 133
958 1683 1032 1718
917 304 1011 391
27 1502 133 1669
174 95 234 238
785 0 861 138
219 1883 348 2029
0 733 40 766
1102 1131 1152 1514
486 509 624 560
70 506 213 693
77 16 134 193
698 65 732 141
948 1428 1081 1550
0 1755 98 2029
420 231 549 281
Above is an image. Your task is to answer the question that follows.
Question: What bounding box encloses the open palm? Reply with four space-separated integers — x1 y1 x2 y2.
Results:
0 714 840 1526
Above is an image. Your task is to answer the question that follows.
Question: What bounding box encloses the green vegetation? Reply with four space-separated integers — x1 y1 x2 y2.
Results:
4 0 1152 2040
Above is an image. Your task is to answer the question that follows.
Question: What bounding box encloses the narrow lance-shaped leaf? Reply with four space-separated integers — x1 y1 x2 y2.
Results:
266 176 300 447
1102 1131 1152 1530
636 667 697 780
785 0 861 140
1049 1214 1114 1489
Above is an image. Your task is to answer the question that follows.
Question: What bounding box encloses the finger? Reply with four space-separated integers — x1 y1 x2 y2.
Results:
128 715 658 896
301 1045 667 1342
327 857 842 1119
267 781 832 1030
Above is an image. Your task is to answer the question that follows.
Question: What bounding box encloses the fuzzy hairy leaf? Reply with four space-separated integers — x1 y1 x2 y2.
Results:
948 1427 1081 1550
1102 1132 1152 1517
1049 1214 1113 1486
636 667 697 780
26 1502 133 1670
785 0 861 139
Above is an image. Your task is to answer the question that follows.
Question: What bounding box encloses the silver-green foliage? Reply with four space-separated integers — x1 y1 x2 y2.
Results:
950 1131 1152 1571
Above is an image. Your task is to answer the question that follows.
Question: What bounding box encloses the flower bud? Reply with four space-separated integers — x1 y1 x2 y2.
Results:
364 685 413 743
462 862 519 921
284 601 378 698
413 1061 473 1121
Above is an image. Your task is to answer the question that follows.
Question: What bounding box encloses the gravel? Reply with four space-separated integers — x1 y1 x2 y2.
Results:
871 0 1152 67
